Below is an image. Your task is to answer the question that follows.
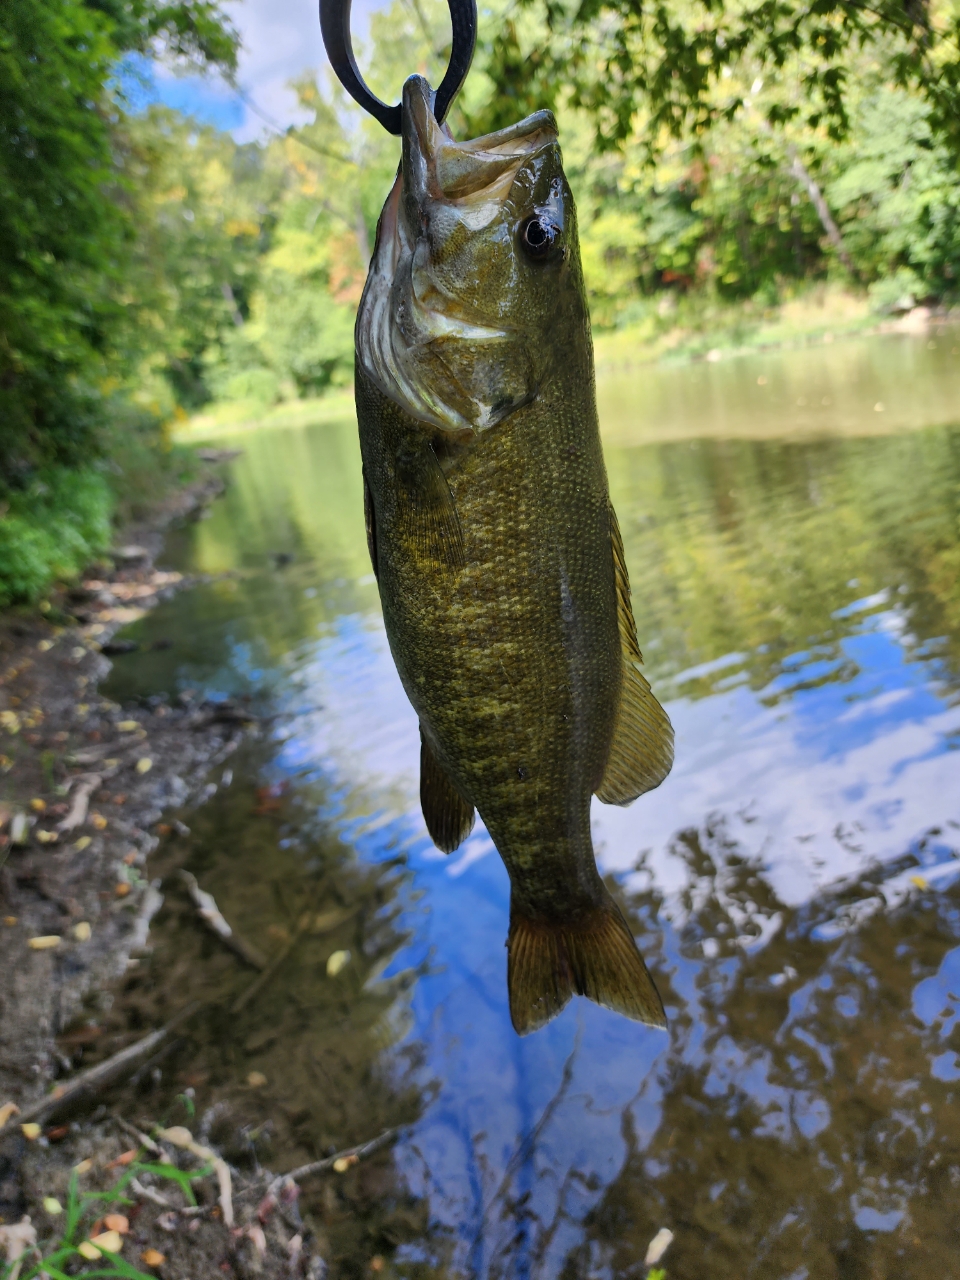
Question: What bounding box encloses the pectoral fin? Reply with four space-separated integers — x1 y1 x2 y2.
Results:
420 728 475 853
396 444 465 572
362 467 379 580
597 503 674 805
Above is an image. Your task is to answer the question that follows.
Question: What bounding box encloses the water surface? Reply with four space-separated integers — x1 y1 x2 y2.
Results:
97 331 960 1278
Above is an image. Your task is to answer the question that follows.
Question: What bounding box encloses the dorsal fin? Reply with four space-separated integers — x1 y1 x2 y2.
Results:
596 503 674 805
420 728 475 853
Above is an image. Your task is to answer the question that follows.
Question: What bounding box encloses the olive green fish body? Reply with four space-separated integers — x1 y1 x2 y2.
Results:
358 346 615 921
356 76 674 1033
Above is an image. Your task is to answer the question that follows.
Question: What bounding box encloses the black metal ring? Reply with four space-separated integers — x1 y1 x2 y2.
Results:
319 0 476 135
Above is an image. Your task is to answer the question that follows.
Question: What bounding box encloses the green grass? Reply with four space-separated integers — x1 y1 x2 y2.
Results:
2 1159 213 1280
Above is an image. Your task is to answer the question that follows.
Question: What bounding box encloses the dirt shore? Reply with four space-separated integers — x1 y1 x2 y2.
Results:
0 460 332 1278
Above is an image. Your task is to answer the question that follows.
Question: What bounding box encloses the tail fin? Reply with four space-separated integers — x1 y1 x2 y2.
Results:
507 893 666 1036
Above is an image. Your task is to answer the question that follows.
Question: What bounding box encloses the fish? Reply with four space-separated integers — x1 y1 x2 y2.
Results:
355 75 675 1034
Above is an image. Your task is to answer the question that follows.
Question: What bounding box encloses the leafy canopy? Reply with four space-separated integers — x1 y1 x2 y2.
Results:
480 0 960 155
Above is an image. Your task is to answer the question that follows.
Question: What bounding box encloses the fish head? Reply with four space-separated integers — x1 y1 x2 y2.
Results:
357 75 583 436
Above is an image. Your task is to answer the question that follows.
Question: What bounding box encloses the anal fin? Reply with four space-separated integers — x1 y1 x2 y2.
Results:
507 890 667 1035
597 503 674 805
420 728 474 854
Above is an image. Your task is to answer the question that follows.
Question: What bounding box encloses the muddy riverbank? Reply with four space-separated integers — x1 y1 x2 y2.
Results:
0 462 303 1278
1 459 432 1280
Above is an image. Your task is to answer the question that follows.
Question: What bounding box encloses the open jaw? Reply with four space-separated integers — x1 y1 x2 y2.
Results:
356 76 559 435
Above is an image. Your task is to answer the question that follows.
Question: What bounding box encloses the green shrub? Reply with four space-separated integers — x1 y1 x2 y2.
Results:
0 467 113 607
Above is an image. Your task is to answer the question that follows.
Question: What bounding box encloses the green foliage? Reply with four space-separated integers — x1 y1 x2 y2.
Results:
828 87 960 297
119 106 279 407
0 0 122 471
0 467 113 608
488 0 960 159
0 0 237 479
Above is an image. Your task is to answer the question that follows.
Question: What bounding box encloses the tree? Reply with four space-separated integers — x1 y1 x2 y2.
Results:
0 0 237 484
481 0 960 157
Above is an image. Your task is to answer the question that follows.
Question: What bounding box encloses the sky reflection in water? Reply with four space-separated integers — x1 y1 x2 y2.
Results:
107 332 960 1277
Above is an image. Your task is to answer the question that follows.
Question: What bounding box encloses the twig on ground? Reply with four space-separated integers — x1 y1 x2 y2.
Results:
129 1177 174 1209
112 1113 161 1155
269 1127 400 1194
56 774 101 834
17 1003 202 1124
128 881 164 955
179 871 266 970
157 1126 234 1227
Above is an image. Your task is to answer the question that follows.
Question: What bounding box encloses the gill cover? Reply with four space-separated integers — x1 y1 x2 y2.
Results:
357 75 575 434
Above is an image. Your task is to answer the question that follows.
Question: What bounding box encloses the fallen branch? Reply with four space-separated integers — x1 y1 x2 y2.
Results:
17 1003 202 1124
179 871 266 970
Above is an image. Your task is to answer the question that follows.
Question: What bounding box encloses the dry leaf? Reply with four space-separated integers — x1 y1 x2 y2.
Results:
115 883 131 898
103 1214 129 1234
91 813 108 830
0 1102 20 1130
78 1241 102 1260
74 1158 93 1174
644 1228 675 1267
105 1149 137 1169
90 1229 123 1253
141 1249 166 1267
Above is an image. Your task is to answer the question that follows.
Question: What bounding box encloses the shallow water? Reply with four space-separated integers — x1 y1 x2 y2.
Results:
97 330 960 1278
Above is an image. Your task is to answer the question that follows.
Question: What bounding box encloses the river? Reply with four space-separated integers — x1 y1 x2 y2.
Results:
98 327 960 1278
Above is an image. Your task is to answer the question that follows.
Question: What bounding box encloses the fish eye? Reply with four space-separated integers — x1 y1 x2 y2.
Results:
520 215 559 260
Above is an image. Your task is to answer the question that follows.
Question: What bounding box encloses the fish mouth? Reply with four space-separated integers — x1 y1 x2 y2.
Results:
356 76 559 435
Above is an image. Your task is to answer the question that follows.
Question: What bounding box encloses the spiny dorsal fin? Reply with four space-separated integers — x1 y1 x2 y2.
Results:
507 891 667 1035
420 728 475 853
596 503 675 806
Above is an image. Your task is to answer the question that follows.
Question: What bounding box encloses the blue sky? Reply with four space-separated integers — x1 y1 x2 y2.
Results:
132 0 393 139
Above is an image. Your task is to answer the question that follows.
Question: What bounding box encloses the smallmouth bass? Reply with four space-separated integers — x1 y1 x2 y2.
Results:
355 76 674 1034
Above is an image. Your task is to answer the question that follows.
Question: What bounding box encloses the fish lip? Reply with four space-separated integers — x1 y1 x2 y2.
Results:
356 77 557 434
